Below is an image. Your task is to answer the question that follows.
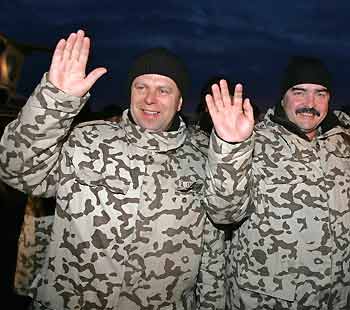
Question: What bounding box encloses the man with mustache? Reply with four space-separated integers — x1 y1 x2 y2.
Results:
0 30 226 310
205 56 350 309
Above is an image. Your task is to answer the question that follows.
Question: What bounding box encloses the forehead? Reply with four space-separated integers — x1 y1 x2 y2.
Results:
289 83 328 92
133 74 177 88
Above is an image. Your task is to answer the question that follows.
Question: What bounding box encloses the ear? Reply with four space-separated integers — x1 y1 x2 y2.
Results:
177 97 183 112
281 98 285 107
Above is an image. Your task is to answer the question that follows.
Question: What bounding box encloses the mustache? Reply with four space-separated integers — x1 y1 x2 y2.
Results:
295 107 320 117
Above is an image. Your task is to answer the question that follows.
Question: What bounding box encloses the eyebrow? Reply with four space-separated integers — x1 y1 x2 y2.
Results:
291 86 328 92
134 81 174 91
291 87 306 91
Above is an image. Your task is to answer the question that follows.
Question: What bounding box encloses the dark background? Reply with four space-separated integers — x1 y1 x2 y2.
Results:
1 1 349 114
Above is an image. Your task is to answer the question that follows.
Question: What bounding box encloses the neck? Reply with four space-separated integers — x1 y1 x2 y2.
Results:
305 130 317 140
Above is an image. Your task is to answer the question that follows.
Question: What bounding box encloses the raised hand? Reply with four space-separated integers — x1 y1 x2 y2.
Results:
48 29 107 97
206 80 254 143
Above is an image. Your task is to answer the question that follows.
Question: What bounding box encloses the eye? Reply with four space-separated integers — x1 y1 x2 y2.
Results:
316 91 327 98
293 90 304 96
159 87 170 95
134 84 146 92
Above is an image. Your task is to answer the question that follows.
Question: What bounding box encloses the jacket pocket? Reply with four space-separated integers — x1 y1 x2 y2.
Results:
73 162 130 195
257 160 310 186
238 269 297 301
236 225 298 302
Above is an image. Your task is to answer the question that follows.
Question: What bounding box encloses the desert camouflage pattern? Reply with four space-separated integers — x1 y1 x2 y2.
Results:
0 74 225 310
206 108 350 309
15 196 54 296
187 125 226 310
196 215 226 310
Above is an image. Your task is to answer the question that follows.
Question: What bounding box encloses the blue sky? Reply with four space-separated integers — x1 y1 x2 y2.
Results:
0 1 349 113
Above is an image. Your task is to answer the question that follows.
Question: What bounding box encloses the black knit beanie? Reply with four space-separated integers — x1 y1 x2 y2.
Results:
280 56 332 98
127 48 189 98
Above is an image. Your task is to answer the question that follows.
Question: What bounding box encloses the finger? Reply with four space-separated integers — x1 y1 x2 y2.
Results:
78 36 90 69
206 94 218 119
50 39 66 68
71 29 85 62
62 32 77 62
219 80 231 106
232 83 243 108
211 84 224 110
71 36 90 74
243 98 255 123
83 67 107 90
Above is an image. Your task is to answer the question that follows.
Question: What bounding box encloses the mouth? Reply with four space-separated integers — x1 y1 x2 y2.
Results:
142 109 160 117
297 112 318 118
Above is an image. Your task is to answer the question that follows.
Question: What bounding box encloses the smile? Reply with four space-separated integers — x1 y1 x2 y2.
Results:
298 112 317 117
142 109 160 117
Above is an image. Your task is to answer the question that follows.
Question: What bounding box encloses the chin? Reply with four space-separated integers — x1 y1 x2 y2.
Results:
143 124 162 132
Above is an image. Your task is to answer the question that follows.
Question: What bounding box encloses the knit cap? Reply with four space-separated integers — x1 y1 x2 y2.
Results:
127 48 189 98
280 56 332 97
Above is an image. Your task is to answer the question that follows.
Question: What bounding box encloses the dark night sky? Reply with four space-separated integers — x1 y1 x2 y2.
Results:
1 1 349 114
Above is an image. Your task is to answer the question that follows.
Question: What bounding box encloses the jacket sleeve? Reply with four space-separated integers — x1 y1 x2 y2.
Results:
0 73 89 197
196 215 226 310
204 131 255 224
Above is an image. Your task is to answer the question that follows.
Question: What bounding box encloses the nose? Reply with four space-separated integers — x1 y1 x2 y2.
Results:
145 89 156 105
305 91 315 106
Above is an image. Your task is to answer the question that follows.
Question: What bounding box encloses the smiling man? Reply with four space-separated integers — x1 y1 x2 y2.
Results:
0 31 226 310
127 48 185 132
276 56 333 142
282 84 328 138
130 74 181 130
204 56 350 309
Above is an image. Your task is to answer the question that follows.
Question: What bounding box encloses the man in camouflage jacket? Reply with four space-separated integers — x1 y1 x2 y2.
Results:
205 56 350 309
0 30 226 310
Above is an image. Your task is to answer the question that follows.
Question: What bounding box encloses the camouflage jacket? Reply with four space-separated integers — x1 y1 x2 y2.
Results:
206 108 350 305
0 75 225 310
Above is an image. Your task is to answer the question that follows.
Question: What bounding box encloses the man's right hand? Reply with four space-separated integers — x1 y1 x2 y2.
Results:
48 29 107 97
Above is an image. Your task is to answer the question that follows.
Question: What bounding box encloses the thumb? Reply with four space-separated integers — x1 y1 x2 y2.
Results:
243 98 255 124
84 67 108 89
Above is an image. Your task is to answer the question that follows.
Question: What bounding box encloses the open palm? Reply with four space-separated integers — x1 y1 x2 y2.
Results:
48 30 107 97
206 80 254 143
